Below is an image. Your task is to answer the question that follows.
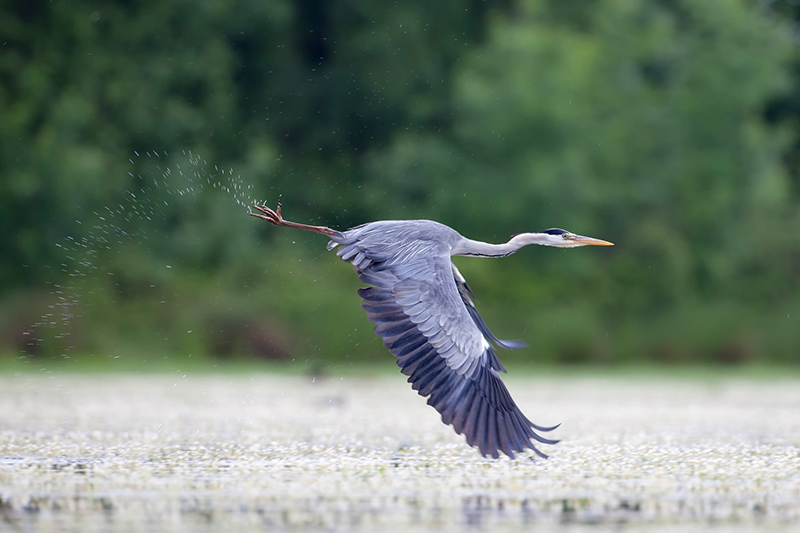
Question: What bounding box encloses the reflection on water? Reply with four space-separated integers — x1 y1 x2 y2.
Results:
2 457 785 533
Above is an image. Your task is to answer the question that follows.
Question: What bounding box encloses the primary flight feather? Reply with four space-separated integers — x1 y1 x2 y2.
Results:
250 204 613 459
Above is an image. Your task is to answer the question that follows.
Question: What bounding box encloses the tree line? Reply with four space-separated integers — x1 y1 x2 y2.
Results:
1 0 799 365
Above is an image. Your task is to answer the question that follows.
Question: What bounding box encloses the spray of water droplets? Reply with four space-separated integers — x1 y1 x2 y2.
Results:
20 149 263 360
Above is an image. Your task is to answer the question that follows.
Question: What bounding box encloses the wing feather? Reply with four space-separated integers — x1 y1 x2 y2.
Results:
485 405 499 459
499 414 522 457
392 333 428 355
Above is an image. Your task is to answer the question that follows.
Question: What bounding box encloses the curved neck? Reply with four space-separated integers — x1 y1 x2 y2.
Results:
451 233 546 258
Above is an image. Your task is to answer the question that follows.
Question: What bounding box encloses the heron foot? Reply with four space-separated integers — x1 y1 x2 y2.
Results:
250 203 283 225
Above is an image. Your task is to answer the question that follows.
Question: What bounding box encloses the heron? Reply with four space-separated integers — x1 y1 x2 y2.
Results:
250 203 613 459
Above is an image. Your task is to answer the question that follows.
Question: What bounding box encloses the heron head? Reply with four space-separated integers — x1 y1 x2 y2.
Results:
539 228 614 248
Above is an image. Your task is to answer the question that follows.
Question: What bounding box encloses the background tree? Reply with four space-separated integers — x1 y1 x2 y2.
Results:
1 0 797 365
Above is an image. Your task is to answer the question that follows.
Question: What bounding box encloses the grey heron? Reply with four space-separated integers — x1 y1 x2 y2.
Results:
250 203 613 459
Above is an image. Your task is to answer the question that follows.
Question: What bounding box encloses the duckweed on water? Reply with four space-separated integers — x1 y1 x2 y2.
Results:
0 372 799 532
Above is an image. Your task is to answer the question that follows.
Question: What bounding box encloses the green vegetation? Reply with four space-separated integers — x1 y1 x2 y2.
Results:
2 0 799 367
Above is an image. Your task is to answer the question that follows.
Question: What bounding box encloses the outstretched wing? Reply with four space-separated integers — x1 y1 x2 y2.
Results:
330 232 558 459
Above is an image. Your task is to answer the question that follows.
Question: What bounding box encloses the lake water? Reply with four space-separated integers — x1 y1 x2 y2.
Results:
1 371 798 531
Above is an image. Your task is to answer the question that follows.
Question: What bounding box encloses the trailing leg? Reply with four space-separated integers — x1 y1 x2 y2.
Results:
250 203 336 236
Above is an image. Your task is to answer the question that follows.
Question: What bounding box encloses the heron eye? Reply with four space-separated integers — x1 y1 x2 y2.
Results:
562 233 571 239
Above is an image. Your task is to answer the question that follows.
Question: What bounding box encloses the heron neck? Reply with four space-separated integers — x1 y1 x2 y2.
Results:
452 233 544 258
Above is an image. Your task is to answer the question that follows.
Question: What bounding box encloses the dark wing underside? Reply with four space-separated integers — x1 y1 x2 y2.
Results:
330 229 558 459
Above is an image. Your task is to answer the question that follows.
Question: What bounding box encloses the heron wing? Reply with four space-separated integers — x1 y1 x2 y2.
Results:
451 264 528 353
334 234 557 459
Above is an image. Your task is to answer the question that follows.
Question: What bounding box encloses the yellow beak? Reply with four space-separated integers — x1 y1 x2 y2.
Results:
572 235 614 246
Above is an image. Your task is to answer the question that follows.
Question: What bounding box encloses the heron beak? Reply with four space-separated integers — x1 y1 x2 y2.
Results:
571 235 614 246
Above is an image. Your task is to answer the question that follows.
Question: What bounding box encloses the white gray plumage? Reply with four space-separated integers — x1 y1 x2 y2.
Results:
250 204 613 459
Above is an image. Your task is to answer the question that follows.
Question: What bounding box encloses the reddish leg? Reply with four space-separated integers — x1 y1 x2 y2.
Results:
249 203 336 236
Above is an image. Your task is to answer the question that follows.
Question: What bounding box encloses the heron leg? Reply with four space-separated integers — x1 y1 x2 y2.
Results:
249 203 336 236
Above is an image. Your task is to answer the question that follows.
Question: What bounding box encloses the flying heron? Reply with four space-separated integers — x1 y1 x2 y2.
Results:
250 204 613 458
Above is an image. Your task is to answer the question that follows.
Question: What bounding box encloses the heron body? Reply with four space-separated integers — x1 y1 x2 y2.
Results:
251 204 613 459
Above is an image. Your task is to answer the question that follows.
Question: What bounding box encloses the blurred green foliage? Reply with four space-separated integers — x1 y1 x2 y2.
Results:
1 0 799 367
